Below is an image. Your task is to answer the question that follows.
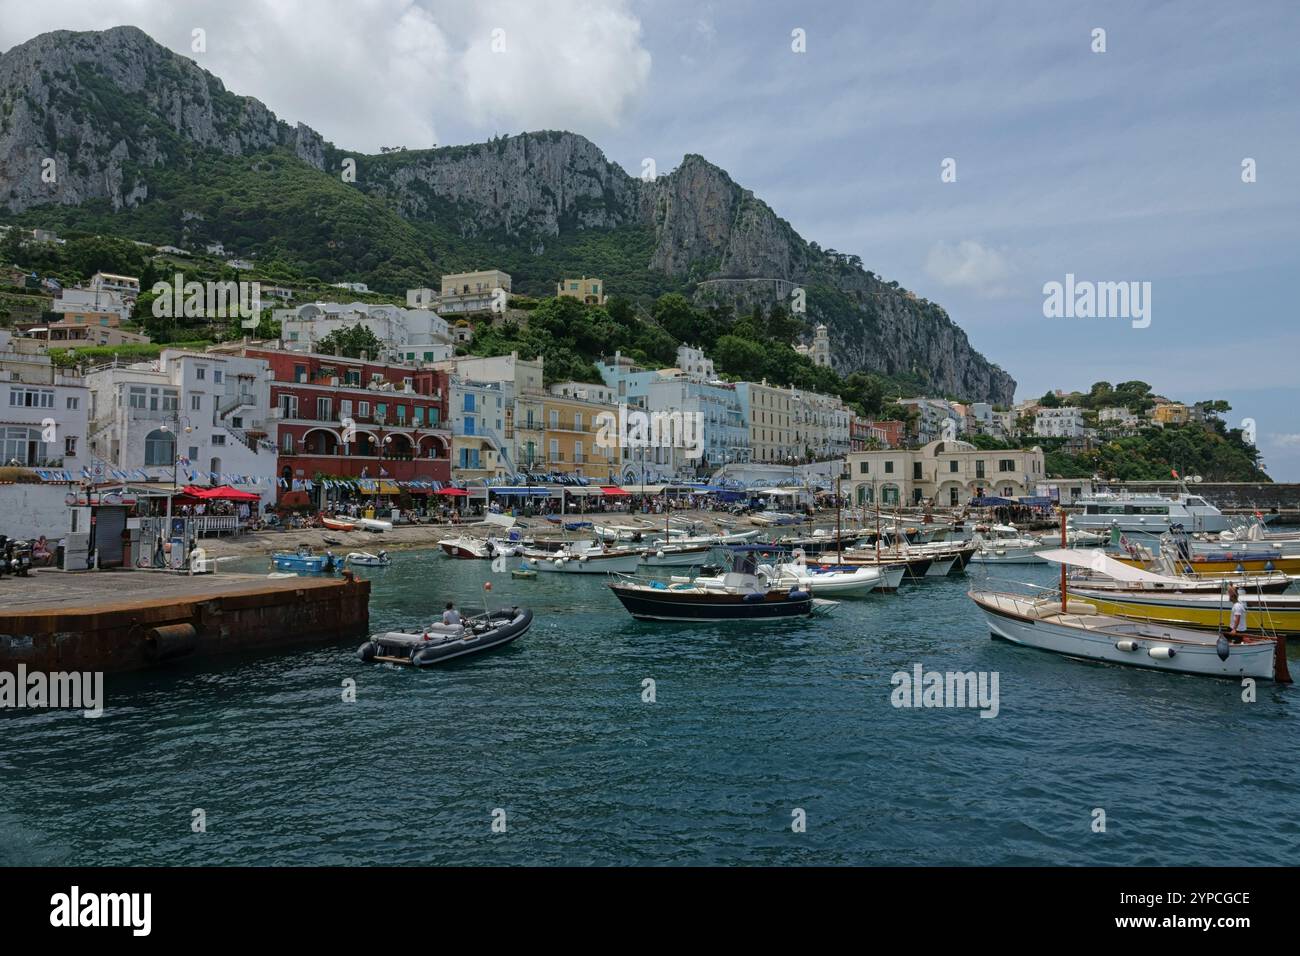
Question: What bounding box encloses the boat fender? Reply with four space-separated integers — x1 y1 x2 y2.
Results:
656 550 665 559
144 623 198 661
579 554 589 562
1114 640 1139 652
1265 561 1276 571
554 558 565 568
787 589 811 601
743 591 766 603
1216 636 1231 661
1148 646 1177 660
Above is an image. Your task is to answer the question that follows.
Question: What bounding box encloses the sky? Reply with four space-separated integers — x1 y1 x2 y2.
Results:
3 1 1298 477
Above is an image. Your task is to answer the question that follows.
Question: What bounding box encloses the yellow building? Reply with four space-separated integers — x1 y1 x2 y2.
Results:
556 276 605 306
511 391 616 480
1152 403 1190 425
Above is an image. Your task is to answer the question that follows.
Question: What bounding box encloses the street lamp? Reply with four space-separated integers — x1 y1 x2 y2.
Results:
160 415 193 523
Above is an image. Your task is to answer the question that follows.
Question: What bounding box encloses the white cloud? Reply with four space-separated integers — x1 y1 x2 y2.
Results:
0 0 652 152
924 240 1014 298
1270 433 1300 449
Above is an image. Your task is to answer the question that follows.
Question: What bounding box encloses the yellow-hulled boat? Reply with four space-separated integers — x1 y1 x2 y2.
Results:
1068 587 1300 637
1111 552 1300 577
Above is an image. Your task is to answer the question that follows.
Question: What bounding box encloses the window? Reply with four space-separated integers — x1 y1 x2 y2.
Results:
884 460 894 474
212 434 226 446
317 397 332 421
188 446 199 461
976 460 985 479
949 460 959 473
191 395 202 411
282 433 295 453
129 387 147 409
575 440 583 463
144 429 175 466
549 438 560 462
358 401 370 417
999 459 1015 472
63 436 76 456
913 462 922 480
294 365 307 383
66 396 80 410
574 412 583 432
195 367 206 381
549 410 559 429
465 415 476 436
279 395 298 419
464 393 476 412
213 370 223 384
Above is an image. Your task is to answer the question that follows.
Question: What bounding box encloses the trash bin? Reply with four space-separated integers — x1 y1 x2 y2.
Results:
56 544 65 570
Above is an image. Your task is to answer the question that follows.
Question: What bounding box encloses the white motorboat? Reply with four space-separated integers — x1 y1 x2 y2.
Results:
345 550 391 567
520 539 642 574
354 516 393 533
1066 492 1229 535
768 550 882 596
969 524 1045 564
637 543 715 567
438 535 520 559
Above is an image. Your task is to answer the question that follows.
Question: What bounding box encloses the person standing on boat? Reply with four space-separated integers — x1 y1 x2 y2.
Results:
443 602 462 626
1227 585 1247 643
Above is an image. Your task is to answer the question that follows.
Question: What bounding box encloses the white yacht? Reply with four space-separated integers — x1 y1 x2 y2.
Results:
1067 493 1228 535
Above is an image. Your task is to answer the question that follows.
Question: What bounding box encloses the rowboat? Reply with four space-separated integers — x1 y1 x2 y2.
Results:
345 550 391 567
354 517 393 533
321 516 357 532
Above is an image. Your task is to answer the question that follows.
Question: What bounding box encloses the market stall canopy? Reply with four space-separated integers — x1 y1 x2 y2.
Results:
600 486 631 496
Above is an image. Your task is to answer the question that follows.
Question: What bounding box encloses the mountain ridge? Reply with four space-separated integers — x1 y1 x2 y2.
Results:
0 25 1015 404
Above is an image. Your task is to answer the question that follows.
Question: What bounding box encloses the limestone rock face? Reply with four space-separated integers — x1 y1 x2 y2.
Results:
0 26 1014 403
0 25 324 213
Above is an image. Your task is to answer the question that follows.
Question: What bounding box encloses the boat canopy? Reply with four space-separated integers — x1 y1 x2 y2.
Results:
1036 548 1191 586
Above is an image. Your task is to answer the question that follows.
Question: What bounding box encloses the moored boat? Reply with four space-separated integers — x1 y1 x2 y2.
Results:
272 545 337 573
521 540 641 574
345 550 391 567
1067 586 1300 637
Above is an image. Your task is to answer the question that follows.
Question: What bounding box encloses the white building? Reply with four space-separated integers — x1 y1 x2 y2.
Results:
53 286 132 323
1098 406 1140 433
89 272 140 303
449 377 514 478
549 381 616 405
1033 406 1087 438
275 301 454 363
85 349 278 500
333 282 370 293
0 330 88 473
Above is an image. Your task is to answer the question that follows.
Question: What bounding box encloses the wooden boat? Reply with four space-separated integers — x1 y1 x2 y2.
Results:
969 590 1287 680
968 541 1291 681
1066 587 1300 637
358 607 533 666
322 516 357 532
1113 539 1300 577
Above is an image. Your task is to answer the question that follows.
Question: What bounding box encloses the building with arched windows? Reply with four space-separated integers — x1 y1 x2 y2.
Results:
846 439 1045 508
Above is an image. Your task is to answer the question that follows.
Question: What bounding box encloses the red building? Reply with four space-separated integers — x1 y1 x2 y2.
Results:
850 416 905 450
236 347 451 496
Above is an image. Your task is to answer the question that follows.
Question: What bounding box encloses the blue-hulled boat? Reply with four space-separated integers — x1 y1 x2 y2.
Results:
271 545 338 574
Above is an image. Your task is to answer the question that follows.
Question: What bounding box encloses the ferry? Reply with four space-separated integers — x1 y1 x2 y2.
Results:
1066 492 1229 535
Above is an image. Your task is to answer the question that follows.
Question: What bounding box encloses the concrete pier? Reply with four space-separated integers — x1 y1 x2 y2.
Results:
0 569 370 673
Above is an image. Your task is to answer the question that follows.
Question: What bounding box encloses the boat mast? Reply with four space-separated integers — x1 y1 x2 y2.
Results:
1060 509 1068 613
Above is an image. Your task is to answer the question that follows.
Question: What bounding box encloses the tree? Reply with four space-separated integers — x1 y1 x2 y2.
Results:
317 323 382 358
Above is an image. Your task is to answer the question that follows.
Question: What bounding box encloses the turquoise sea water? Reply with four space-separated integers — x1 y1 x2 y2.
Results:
2 549 1297 866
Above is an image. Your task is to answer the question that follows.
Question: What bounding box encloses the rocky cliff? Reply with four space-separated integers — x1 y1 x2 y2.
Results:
0 26 1014 403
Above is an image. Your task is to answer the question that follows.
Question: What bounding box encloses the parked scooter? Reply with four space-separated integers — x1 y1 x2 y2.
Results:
0 536 33 577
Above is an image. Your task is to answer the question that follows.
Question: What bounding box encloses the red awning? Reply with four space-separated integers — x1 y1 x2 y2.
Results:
600 486 631 496
181 484 260 502
434 487 469 496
